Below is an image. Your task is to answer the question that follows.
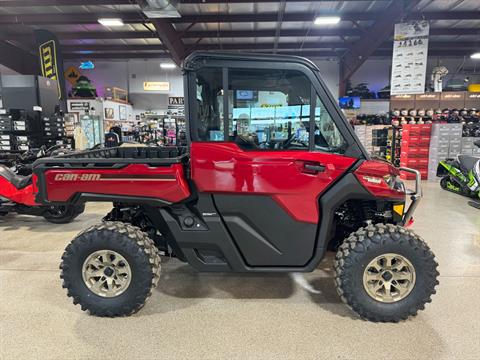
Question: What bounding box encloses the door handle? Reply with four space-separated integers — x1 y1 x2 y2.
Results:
303 163 326 173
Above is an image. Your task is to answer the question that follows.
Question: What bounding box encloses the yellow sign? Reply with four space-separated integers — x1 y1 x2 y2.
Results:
39 40 61 98
393 204 404 216
65 66 81 85
143 81 170 91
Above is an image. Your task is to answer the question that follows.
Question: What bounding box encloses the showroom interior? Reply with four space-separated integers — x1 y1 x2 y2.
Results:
0 0 479 359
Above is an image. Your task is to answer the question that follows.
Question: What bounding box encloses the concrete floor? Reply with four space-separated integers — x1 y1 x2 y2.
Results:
1 181 479 360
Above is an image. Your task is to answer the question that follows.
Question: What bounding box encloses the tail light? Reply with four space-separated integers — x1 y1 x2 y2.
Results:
354 160 406 199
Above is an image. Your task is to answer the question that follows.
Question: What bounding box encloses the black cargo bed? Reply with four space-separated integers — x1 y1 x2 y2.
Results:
33 146 189 170
59 146 187 160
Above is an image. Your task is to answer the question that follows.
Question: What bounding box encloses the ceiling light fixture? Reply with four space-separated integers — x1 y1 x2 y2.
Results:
314 16 341 25
470 52 480 59
98 18 124 27
160 63 176 69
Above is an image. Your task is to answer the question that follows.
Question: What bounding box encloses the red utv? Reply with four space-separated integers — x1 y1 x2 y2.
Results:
33 52 438 322
0 146 84 223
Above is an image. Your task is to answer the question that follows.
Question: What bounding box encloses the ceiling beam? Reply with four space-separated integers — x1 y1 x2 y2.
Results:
0 41 37 74
182 29 361 38
0 12 144 25
63 52 170 60
1 11 479 25
170 11 480 23
61 49 476 61
179 0 391 3
340 0 422 95
148 19 187 65
0 0 392 4
2 27 478 43
60 41 480 54
0 31 158 41
182 27 480 38
0 0 133 6
63 44 167 52
133 0 189 67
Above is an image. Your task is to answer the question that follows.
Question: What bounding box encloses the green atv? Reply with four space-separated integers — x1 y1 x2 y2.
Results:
437 139 480 208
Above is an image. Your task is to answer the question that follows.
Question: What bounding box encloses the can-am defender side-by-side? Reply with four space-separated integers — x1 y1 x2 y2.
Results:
33 52 439 322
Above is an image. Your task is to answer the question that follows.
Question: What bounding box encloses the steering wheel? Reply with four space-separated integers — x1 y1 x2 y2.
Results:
282 135 307 149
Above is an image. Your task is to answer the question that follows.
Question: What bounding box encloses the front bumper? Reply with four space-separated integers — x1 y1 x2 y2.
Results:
399 167 422 226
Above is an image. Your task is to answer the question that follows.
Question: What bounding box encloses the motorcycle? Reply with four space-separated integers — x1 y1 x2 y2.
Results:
0 145 85 223
437 139 480 209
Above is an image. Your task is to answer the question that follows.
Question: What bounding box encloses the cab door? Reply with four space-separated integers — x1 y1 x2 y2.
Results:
188 62 360 267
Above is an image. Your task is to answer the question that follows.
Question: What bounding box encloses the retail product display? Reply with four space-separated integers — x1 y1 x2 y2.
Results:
133 115 187 146
0 109 43 152
43 111 67 148
0 75 67 153
346 83 376 99
354 124 393 159
79 115 103 149
353 114 390 125
33 52 438 323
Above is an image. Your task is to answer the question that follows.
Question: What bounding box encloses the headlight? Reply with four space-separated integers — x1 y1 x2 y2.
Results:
384 175 405 192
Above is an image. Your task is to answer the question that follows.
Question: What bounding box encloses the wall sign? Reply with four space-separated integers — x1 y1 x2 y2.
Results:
65 66 81 85
168 97 184 105
390 20 429 95
143 81 170 91
168 97 185 116
69 101 90 111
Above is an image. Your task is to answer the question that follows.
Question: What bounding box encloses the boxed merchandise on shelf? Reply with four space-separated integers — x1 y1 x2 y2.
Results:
354 124 391 157
427 123 480 180
400 124 432 180
461 137 480 154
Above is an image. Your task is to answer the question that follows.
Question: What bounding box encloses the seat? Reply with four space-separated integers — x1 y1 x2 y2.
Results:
0 165 32 189
458 155 480 172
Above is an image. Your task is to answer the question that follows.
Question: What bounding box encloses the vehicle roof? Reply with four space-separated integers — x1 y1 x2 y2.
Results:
183 51 320 72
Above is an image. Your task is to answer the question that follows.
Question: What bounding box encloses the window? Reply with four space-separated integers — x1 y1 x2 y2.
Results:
228 68 311 150
313 95 346 153
195 68 225 141
194 66 347 153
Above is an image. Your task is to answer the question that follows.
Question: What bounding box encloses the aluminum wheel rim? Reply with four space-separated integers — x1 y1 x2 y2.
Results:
82 250 132 298
363 253 416 303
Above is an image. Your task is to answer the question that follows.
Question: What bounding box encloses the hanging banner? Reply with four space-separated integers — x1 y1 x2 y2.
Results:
34 29 67 111
390 20 429 95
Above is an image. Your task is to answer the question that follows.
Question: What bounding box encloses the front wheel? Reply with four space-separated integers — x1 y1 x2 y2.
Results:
334 224 439 322
42 203 85 224
60 221 161 317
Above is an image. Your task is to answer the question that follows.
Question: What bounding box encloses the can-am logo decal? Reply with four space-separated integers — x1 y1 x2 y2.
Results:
55 174 101 181
53 174 176 181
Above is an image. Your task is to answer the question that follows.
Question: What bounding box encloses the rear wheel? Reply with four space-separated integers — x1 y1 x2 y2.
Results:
42 203 85 224
334 224 439 322
60 221 161 317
